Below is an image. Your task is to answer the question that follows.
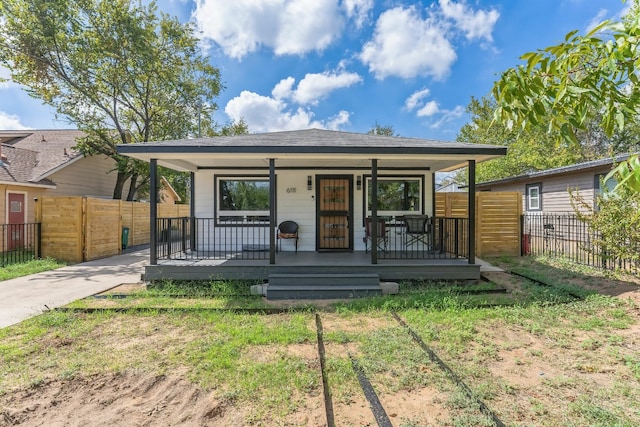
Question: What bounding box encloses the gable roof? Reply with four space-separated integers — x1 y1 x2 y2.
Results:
117 128 507 172
476 154 634 188
0 130 84 186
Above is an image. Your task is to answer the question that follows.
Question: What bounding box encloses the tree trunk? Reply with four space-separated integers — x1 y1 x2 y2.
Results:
113 170 129 200
126 172 139 201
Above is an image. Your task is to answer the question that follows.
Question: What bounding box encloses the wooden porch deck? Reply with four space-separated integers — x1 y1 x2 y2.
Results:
145 251 481 281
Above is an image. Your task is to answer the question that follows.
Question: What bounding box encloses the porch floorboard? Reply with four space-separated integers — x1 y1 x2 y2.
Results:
146 251 482 282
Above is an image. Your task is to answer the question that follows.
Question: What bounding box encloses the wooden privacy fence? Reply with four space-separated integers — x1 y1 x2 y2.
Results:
436 192 522 257
37 197 189 263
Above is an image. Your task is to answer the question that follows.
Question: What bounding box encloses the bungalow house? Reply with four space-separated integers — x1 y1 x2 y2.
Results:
117 129 506 297
475 154 632 214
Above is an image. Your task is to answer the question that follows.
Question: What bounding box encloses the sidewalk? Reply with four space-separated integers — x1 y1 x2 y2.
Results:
0 249 149 328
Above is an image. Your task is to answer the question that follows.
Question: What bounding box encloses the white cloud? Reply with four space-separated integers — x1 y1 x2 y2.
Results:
326 110 351 130
272 77 296 101
586 8 609 32
405 88 431 111
193 0 345 58
0 111 30 130
289 71 362 105
342 0 374 28
359 6 456 80
439 0 499 42
417 101 440 117
430 105 465 128
225 90 351 132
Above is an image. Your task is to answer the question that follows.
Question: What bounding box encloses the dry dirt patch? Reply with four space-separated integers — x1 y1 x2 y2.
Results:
0 373 245 427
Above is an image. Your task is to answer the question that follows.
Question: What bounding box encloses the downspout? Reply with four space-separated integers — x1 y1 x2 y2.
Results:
150 159 158 265
468 160 476 264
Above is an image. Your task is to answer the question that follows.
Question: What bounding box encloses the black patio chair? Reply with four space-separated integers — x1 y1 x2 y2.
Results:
403 214 431 248
363 217 388 253
277 220 299 253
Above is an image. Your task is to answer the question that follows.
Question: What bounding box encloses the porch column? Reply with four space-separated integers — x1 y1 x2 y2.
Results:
150 159 158 265
190 172 196 249
269 158 276 264
371 158 378 264
468 160 476 264
431 172 436 217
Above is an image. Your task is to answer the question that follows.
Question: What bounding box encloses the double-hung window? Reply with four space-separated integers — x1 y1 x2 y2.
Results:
526 183 542 211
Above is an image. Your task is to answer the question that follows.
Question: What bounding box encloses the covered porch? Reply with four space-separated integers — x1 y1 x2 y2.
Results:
117 129 506 284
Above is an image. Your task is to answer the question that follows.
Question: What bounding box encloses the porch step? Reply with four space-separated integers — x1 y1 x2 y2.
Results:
266 273 381 299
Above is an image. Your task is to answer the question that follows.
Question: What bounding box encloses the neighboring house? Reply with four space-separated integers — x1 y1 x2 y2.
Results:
159 176 182 204
475 154 632 213
118 128 506 286
1 129 127 225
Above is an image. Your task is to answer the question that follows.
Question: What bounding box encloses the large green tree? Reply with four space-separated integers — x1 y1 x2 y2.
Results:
0 0 223 200
492 0 640 192
457 96 581 183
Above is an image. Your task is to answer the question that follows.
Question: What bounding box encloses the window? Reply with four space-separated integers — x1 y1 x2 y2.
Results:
594 173 617 209
526 183 542 211
366 177 421 218
217 177 270 221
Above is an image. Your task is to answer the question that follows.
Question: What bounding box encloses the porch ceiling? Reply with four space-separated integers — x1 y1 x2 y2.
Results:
144 153 499 173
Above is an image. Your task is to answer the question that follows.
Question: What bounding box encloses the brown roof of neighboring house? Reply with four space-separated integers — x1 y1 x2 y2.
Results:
0 130 84 186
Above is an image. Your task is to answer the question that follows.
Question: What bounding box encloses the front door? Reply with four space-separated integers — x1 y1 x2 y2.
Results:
7 193 26 250
316 175 353 251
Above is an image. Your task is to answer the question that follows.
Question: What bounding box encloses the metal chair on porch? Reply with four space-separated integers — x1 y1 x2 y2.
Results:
403 215 431 249
277 221 299 253
363 217 388 253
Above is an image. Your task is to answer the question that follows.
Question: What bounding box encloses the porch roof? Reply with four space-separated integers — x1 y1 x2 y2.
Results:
117 128 506 172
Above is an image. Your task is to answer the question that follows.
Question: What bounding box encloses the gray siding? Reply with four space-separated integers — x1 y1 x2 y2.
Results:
478 166 610 214
47 155 127 199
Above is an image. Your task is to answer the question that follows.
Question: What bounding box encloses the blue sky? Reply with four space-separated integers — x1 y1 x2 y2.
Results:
0 0 630 141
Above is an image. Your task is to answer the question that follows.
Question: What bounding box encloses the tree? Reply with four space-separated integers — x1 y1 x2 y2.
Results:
456 96 582 183
368 122 397 136
492 0 640 192
0 0 222 200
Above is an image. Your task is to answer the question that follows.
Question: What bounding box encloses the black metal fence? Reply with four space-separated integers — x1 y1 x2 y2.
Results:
373 217 469 260
1 223 41 267
156 216 469 262
522 213 639 274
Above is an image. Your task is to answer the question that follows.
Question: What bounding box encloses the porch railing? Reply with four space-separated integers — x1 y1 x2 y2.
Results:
373 217 469 260
522 213 639 274
1 222 41 267
156 216 468 262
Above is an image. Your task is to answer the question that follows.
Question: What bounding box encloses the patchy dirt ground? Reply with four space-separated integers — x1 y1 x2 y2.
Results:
1 268 640 426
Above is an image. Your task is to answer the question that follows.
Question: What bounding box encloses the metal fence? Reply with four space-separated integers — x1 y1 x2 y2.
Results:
1 223 41 267
522 213 639 274
156 216 469 262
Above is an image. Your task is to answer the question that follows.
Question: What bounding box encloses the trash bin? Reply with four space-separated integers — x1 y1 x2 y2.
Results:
122 227 130 250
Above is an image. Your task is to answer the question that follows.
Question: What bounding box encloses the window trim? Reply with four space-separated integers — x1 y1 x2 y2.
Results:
525 183 542 212
594 173 617 210
362 175 425 224
214 174 272 225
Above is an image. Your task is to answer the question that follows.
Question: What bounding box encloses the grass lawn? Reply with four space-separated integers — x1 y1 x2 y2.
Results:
0 257 65 281
0 256 639 426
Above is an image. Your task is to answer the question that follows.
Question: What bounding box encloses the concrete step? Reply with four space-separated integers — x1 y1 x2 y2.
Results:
266 273 381 299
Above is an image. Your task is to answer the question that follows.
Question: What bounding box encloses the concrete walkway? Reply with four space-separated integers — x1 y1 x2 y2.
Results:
0 249 149 328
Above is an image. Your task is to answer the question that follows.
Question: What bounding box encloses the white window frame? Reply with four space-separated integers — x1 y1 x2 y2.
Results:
526 183 542 211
